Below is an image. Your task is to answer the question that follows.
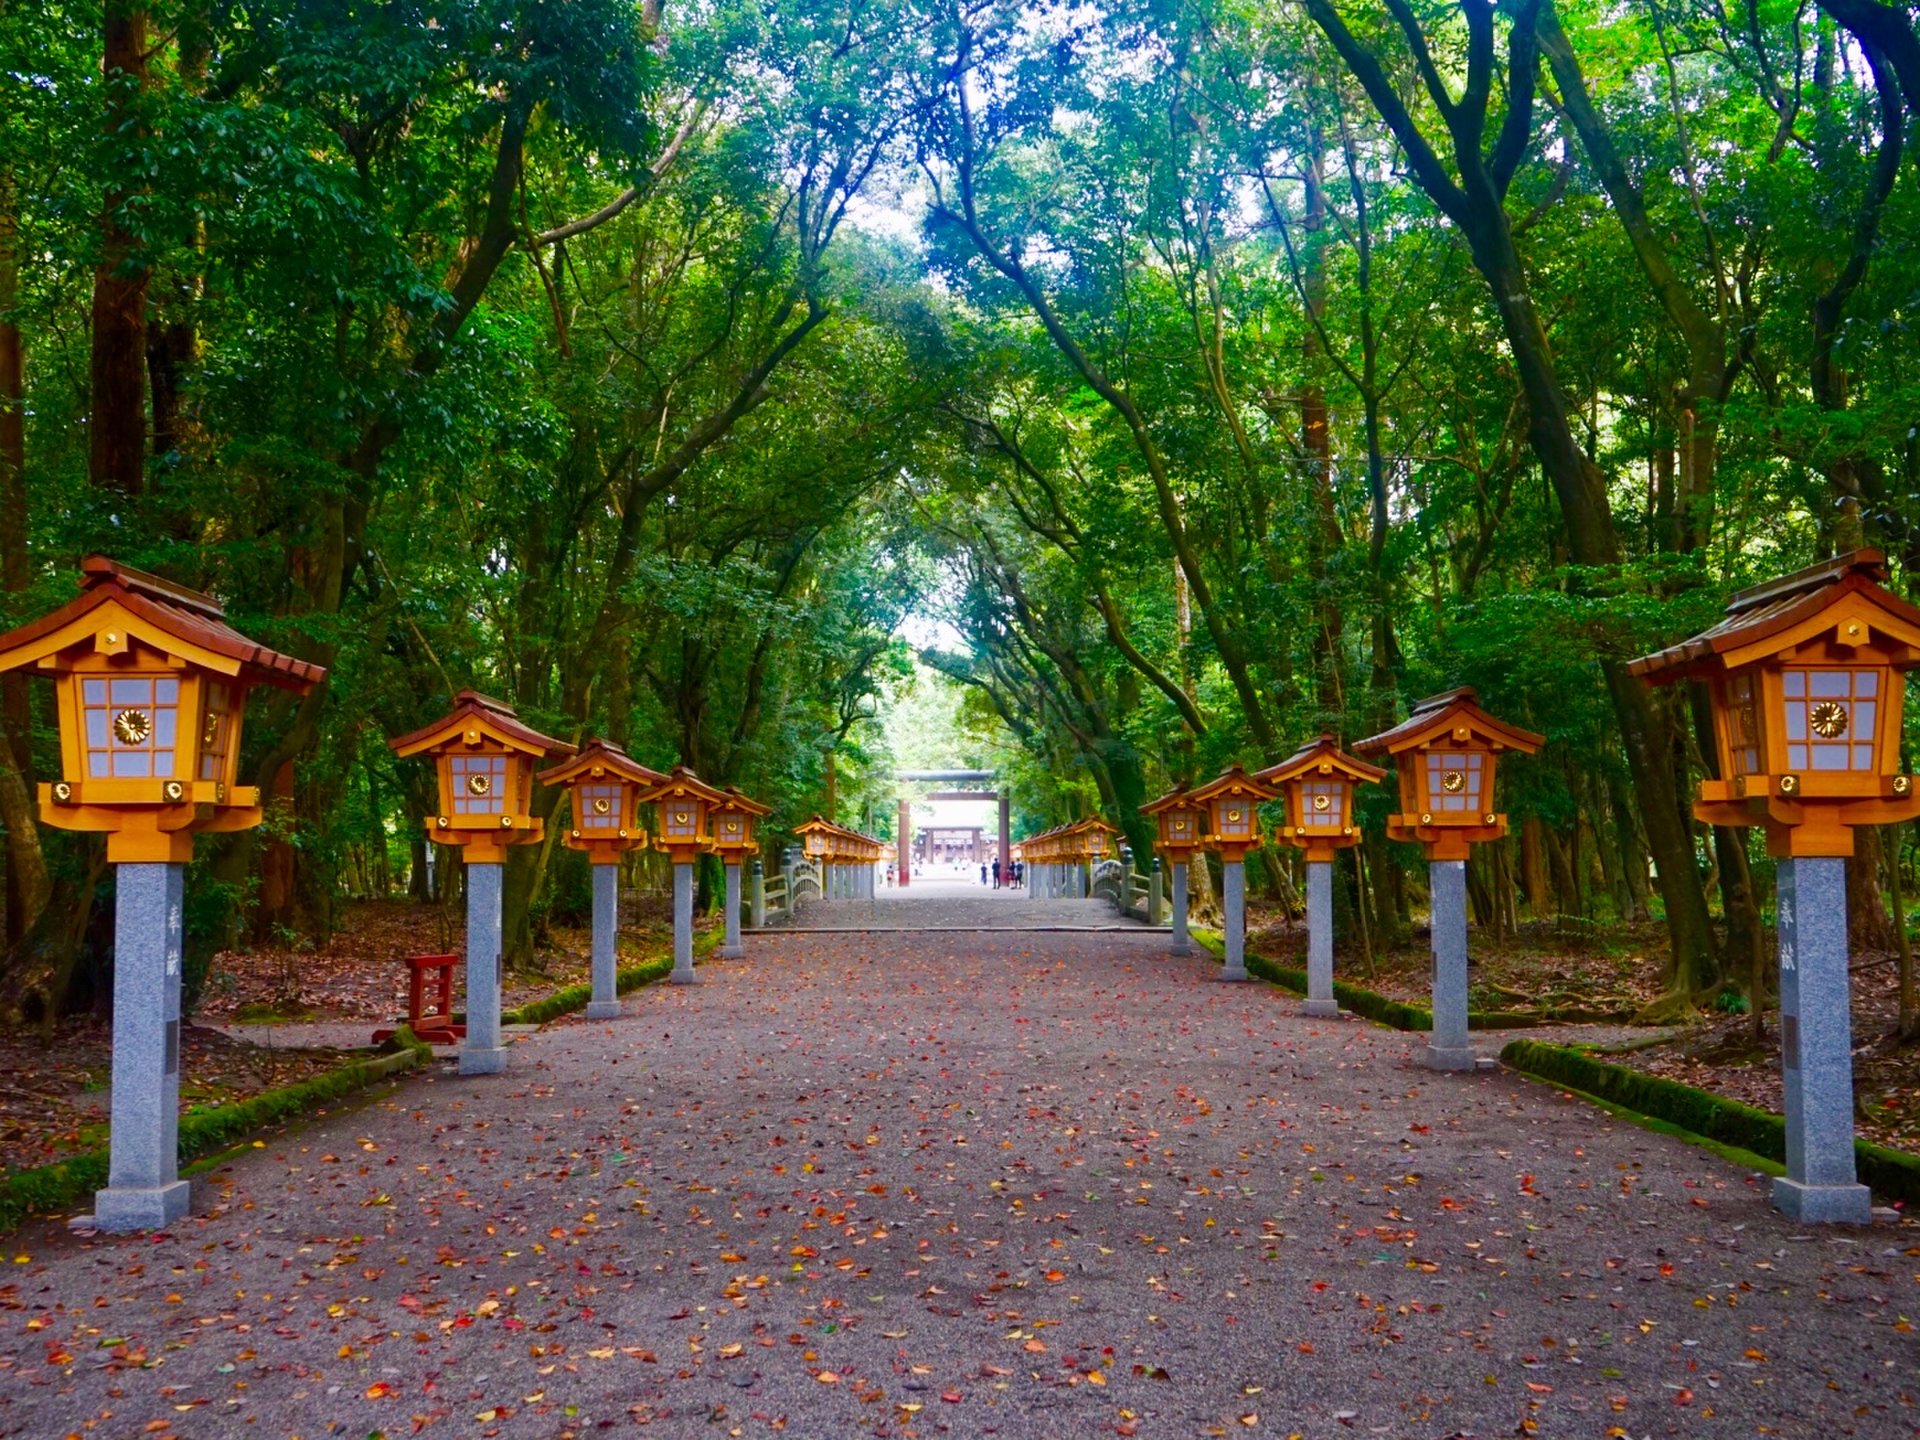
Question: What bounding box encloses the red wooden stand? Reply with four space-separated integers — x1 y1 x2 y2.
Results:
372 953 466 1046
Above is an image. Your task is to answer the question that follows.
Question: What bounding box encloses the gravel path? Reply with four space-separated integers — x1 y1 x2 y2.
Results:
1 926 1915 1439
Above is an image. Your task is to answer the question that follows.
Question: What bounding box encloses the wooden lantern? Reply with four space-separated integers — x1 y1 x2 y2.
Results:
1188 766 1280 860
1141 786 1208 856
390 690 570 862
797 815 835 863
537 739 666 863
1629 549 1920 856
650 766 730 862
1355 689 1542 860
712 789 773 858
1075 818 1118 861
0 557 326 863
1256 734 1387 862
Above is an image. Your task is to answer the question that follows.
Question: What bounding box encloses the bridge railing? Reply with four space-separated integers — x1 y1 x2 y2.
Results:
1096 857 1165 926
750 859 819 927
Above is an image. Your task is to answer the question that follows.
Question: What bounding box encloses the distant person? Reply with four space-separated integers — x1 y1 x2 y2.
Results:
885 863 895 887
980 862 988 886
991 858 1002 888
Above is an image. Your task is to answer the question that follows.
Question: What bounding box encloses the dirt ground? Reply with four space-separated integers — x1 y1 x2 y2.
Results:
0 896 687 1182
5 926 1915 1439
1245 899 1920 1155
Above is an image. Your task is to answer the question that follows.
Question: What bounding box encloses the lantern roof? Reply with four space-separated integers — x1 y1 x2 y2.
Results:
537 737 666 791
0 555 326 691
1354 688 1543 759
716 788 774 818
389 689 571 761
651 764 731 807
1255 733 1387 788
1140 785 1201 816
1628 549 1920 684
1187 765 1280 805
1066 817 1121 837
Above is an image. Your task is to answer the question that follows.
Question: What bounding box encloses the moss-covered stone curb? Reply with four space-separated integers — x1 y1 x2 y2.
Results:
1191 928 1541 1031
502 928 724 1027
1502 1038 1920 1208
0 1027 432 1234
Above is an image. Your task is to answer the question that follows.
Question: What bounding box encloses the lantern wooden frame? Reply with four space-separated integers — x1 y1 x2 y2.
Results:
390 691 571 864
711 789 773 857
537 739 666 865
1068 817 1119 861
650 766 731 862
1187 767 1280 860
0 556 326 863
1256 734 1387 862
1355 689 1542 861
1141 786 1209 857
796 815 838 863
1628 549 1920 856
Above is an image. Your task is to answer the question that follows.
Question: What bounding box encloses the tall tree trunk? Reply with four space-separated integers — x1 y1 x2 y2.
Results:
1306 0 1722 997
0 155 46 948
90 2 150 495
1893 821 1918 1040
1299 140 1343 712
147 9 210 480
1847 825 1896 951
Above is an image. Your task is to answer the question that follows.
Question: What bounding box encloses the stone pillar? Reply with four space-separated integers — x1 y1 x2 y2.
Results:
1149 857 1164 926
88 862 189 1232
750 859 766 928
670 860 699 984
1775 858 1872 1223
898 799 912 887
1424 859 1473 1071
720 860 744 958
998 793 1011 889
1170 860 1190 954
461 859 508 1075
1220 858 1248 981
1304 859 1337 1017
585 861 622 1019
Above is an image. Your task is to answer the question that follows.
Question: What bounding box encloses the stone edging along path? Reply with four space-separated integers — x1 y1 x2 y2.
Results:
0 929 720 1234
1193 927 1920 1210
0 1034 432 1234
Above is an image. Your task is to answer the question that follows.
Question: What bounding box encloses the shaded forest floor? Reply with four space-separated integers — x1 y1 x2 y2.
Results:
195 897 681 1026
0 897 692 1181
1246 902 1920 1158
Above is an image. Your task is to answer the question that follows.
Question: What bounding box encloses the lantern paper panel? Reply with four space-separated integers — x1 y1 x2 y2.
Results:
1421 750 1486 816
1781 667 1882 774
85 675 181 780
1297 778 1346 831
577 783 625 833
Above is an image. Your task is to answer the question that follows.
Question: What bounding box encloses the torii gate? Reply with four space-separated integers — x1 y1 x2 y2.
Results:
894 770 1008 888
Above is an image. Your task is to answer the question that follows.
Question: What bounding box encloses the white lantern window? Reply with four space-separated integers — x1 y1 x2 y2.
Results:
85 675 180 779
1783 667 1879 773
1301 780 1345 828
451 753 507 814
1726 673 1761 777
198 680 235 781
1424 750 1483 812
578 783 622 831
